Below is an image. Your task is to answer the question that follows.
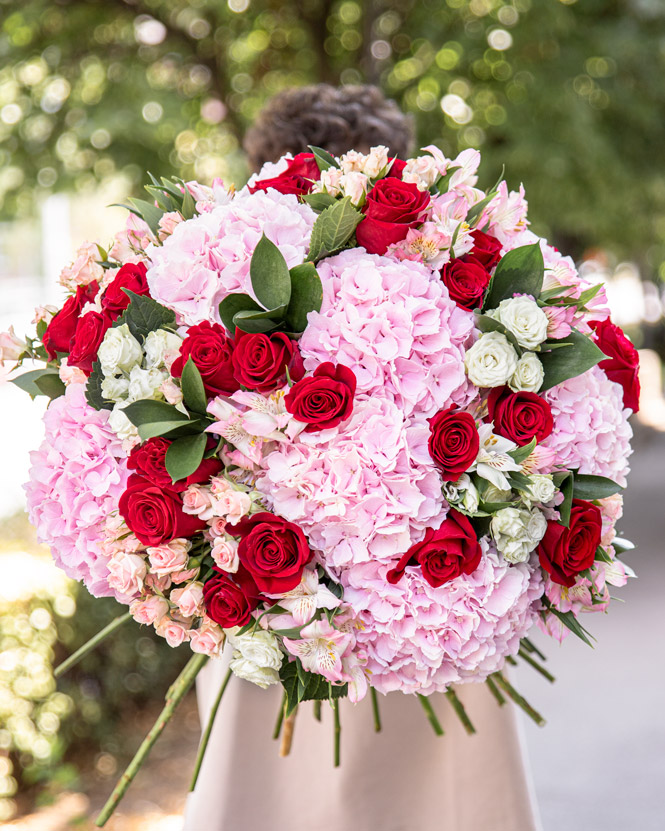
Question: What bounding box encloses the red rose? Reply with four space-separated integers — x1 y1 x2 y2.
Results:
487 387 553 447
248 152 320 197
127 437 222 491
171 321 239 399
467 230 503 270
440 257 491 310
387 510 482 588
388 158 406 179
101 262 150 318
428 407 479 481
591 318 640 413
284 362 356 431
355 177 430 255
118 474 206 546
43 282 98 360
538 499 602 587
67 310 112 375
228 512 313 594
232 330 304 393
203 567 262 628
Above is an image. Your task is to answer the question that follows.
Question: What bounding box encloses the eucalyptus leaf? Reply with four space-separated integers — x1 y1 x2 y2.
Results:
539 329 605 391
250 234 292 310
218 293 263 334
181 357 208 415
165 432 207 483
571 473 623 500
286 262 323 333
482 243 544 311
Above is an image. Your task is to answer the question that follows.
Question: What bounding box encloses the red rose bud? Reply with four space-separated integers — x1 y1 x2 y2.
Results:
387 158 406 179
232 330 304 393
228 512 313 594
428 406 479 481
248 152 320 197
67 310 112 375
101 262 150 318
171 321 239 399
355 176 430 255
538 499 602 588
591 318 640 413
127 437 222 491
284 362 356 432
118 474 206 546
467 229 503 270
487 387 553 447
43 282 99 360
440 257 491 310
387 510 482 588
203 567 262 628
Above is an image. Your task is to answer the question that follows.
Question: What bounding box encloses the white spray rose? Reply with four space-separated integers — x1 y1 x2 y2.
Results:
491 296 548 349
101 375 130 403
362 145 390 178
98 324 143 376
464 331 519 387
524 474 556 504
402 156 440 189
339 171 369 206
339 149 367 173
482 484 513 503
317 167 343 195
491 506 547 564
144 328 182 368
127 366 167 402
509 352 544 392
108 405 139 444
228 630 283 688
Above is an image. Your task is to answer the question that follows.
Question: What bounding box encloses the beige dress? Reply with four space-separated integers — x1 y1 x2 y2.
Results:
183 655 541 831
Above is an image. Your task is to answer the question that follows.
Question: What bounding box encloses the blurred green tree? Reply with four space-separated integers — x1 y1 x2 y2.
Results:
1 0 664 273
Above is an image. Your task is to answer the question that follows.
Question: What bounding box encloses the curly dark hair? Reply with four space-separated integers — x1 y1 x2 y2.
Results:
244 84 415 172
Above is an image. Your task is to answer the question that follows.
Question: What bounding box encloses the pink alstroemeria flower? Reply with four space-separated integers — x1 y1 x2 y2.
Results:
283 619 352 684
266 568 341 626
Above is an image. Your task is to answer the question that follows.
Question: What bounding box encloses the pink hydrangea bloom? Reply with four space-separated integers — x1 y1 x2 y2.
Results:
25 383 129 597
544 365 633 487
146 190 315 325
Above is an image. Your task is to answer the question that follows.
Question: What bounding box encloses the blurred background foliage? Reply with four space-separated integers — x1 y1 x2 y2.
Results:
1 0 665 276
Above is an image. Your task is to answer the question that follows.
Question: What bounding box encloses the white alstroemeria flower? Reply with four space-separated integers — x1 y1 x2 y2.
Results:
472 423 521 491
489 296 548 350
282 620 352 684
266 569 341 626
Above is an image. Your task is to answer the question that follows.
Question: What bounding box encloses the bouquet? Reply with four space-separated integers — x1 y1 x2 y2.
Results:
4 143 639 825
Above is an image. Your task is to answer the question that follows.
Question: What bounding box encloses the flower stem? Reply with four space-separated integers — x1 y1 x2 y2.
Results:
55 612 132 678
333 699 341 767
189 667 232 792
518 647 556 683
95 654 208 827
273 693 287 739
521 636 547 663
370 687 382 733
445 688 476 735
279 706 297 757
492 672 546 727
485 676 506 707
313 699 322 722
417 694 444 736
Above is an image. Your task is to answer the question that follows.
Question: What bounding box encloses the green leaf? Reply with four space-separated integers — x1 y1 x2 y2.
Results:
559 472 574 527
138 419 202 442
85 362 114 410
250 234 292 310
11 368 64 400
145 184 176 213
473 312 521 351
308 145 340 171
218 293 263 335
508 470 535 491
546 606 595 647
279 659 347 717
508 436 537 465
571 473 623 500
301 192 338 213
482 243 544 311
165 433 207 483
539 329 605 391
306 197 363 263
179 181 196 219
595 545 614 564
115 291 176 341
232 310 281 334
128 197 163 236
124 399 190 429
286 263 323 333
181 358 208 414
